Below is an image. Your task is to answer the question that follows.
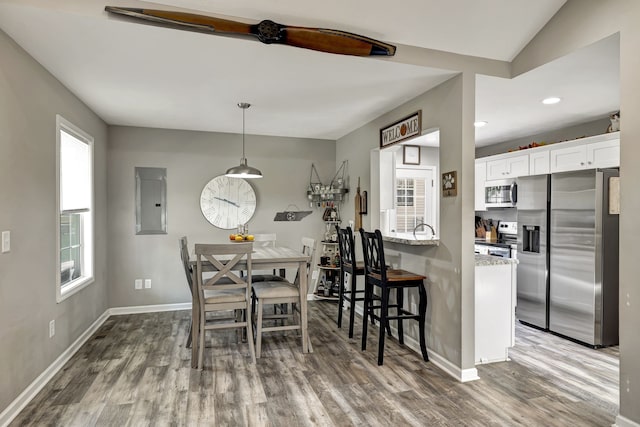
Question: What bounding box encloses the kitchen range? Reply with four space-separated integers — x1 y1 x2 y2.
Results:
475 220 518 259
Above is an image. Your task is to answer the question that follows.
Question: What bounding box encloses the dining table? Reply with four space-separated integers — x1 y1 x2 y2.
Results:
189 245 311 367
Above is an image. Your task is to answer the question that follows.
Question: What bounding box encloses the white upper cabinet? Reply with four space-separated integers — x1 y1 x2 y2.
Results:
475 160 487 211
486 153 529 180
476 133 620 211
549 132 619 173
529 147 550 175
586 138 620 168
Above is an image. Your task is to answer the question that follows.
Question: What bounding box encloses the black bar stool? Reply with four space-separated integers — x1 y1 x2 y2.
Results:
359 228 429 366
335 225 367 338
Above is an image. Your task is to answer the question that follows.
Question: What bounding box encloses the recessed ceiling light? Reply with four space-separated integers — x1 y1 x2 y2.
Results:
542 97 561 105
474 121 488 128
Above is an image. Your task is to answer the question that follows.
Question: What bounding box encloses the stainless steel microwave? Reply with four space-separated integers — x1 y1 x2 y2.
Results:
484 179 517 208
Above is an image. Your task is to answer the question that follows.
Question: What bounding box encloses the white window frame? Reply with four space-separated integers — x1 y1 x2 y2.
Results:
56 115 95 302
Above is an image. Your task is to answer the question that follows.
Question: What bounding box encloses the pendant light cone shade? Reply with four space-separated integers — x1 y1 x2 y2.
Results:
226 103 263 179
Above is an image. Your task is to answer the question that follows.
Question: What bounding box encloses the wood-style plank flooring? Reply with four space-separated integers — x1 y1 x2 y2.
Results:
11 302 619 426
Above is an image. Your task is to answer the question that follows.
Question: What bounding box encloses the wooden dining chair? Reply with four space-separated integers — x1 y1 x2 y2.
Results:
250 233 287 282
194 242 256 368
179 236 194 348
359 228 429 366
251 237 315 358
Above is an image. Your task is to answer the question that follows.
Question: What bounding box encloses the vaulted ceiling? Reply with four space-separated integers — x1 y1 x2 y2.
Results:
0 0 619 145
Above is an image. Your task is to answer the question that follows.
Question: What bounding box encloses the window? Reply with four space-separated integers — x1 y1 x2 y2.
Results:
56 115 94 301
395 168 435 234
396 179 414 207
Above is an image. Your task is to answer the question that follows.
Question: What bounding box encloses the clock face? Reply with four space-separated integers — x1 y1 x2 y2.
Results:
200 175 257 229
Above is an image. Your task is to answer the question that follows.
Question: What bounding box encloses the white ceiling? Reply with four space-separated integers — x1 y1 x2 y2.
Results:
475 34 620 147
0 0 618 146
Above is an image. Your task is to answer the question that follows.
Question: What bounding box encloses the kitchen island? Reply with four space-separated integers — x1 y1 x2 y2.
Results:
475 254 518 364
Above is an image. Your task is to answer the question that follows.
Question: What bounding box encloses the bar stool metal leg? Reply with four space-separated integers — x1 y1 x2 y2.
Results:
348 273 358 338
378 286 391 365
418 282 429 361
337 268 345 329
396 287 404 345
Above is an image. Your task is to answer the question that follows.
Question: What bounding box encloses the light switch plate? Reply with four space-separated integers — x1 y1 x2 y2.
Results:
1 231 10 253
135 279 142 290
144 279 151 289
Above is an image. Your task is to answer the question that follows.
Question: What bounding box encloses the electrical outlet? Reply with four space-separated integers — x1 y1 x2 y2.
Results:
144 279 151 289
135 279 142 290
1 230 10 253
49 320 55 338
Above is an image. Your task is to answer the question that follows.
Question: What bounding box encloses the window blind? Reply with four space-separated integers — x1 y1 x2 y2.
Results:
60 129 91 212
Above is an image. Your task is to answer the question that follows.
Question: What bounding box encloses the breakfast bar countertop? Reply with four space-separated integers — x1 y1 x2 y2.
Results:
382 233 440 246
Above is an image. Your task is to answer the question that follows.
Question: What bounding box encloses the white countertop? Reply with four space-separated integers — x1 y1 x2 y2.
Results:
475 254 518 266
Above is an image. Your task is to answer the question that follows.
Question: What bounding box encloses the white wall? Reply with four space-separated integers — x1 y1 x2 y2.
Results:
107 126 335 307
0 30 108 411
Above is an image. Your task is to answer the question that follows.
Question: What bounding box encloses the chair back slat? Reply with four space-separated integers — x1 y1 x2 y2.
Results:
202 252 246 285
194 242 253 301
252 233 277 247
291 237 316 287
179 236 193 295
336 226 356 268
359 229 387 282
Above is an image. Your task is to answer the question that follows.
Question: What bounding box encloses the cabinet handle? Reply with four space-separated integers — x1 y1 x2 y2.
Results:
580 162 585 166
588 161 592 165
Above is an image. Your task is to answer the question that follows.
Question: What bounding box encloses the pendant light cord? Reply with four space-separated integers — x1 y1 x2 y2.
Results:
242 106 246 160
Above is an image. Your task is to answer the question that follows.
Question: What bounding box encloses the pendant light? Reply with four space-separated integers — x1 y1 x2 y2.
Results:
225 102 263 179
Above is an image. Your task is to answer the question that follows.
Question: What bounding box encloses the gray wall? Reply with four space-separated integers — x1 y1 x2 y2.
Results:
107 126 335 308
513 0 640 423
0 30 108 411
475 117 611 158
337 73 479 372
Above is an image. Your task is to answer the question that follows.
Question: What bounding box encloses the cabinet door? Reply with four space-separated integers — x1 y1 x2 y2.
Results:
529 149 550 175
506 154 529 177
486 154 529 180
475 160 486 211
587 139 619 169
485 158 508 180
550 144 586 173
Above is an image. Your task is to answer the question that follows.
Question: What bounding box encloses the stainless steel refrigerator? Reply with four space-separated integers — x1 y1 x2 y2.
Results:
516 175 550 330
549 169 619 346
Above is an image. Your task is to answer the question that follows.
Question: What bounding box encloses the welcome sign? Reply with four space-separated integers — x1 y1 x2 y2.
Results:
380 111 422 148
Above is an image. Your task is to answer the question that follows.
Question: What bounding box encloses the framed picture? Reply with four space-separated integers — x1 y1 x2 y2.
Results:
403 145 421 165
442 171 457 197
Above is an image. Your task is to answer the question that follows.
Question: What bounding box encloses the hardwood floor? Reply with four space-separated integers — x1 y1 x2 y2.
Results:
11 302 619 426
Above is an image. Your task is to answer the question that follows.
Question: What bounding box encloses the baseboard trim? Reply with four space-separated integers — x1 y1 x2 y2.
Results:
0 309 111 427
391 325 479 382
108 302 191 316
615 415 640 427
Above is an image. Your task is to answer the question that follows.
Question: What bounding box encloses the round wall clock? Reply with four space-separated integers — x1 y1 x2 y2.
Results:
200 175 257 229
